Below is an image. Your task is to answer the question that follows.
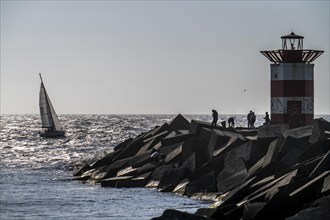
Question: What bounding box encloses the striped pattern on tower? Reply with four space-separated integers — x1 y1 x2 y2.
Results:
270 63 314 128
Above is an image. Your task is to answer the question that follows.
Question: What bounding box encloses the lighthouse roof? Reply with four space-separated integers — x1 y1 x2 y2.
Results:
281 32 304 39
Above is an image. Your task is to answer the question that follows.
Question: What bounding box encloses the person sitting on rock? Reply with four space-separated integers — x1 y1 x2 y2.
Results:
150 149 162 164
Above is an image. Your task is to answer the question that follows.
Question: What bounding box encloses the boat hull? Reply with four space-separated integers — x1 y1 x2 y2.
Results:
40 130 65 138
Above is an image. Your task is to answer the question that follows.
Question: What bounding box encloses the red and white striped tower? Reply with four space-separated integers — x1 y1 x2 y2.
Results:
261 32 323 128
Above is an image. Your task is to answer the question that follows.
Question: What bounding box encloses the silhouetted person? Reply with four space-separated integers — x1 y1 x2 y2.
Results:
228 117 235 127
150 149 162 164
247 111 252 128
251 112 256 128
212 109 218 128
221 121 226 128
263 112 270 125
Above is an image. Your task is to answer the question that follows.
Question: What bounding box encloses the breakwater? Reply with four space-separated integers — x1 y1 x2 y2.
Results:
74 114 330 220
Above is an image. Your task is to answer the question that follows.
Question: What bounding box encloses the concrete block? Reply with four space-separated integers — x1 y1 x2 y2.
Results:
74 167 98 181
290 171 330 203
275 147 308 174
246 191 302 220
233 141 265 169
224 205 243 220
185 152 196 173
127 151 153 168
213 137 246 158
115 171 152 188
265 169 298 199
100 176 133 187
236 128 258 137
278 136 310 156
296 156 323 177
146 165 173 188
257 123 289 139
217 157 248 193
262 139 280 168
309 118 330 144
73 164 91 176
173 179 190 195
286 195 330 220
243 202 265 220
217 177 256 208
185 171 217 196
137 131 170 155
113 137 133 151
199 127 213 139
116 166 137 177
115 177 148 188
91 157 131 181
188 154 224 181
309 150 330 178
277 125 313 148
164 144 184 165
161 132 194 147
133 162 159 177
158 142 183 157
195 208 223 219
210 204 238 219
190 120 227 136
321 174 330 195
137 139 159 156
113 135 147 161
298 142 324 163
208 129 246 158
157 165 190 192
143 130 171 144
247 169 297 202
90 150 122 169
247 156 265 177
168 114 191 131
182 137 210 169
281 125 313 139
151 209 215 220
147 123 171 137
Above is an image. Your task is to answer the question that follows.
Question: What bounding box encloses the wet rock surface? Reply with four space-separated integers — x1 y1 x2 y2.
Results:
74 115 330 220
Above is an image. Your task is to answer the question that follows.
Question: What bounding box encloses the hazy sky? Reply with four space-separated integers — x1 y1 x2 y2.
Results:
1 0 329 114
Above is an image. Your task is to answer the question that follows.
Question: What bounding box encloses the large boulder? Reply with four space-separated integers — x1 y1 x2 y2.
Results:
208 129 246 159
257 124 289 139
286 195 330 220
309 118 330 144
151 209 214 220
168 114 191 131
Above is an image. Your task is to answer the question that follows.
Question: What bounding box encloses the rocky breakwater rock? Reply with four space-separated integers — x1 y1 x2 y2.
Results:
74 115 330 220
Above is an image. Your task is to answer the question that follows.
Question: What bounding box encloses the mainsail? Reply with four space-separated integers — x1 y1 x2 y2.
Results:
39 74 63 131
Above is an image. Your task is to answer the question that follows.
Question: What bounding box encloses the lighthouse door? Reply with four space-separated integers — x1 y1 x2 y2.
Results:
287 101 302 128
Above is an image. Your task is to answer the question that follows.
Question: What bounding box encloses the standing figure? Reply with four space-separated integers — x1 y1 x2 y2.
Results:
251 112 256 128
247 111 252 128
212 109 218 128
263 112 270 125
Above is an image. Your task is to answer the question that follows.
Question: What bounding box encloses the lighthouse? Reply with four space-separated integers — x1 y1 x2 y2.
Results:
261 32 323 128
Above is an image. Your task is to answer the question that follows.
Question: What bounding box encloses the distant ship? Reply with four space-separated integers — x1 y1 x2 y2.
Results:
38 73 65 138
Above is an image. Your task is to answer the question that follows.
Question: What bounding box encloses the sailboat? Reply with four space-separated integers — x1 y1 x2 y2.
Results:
39 73 65 138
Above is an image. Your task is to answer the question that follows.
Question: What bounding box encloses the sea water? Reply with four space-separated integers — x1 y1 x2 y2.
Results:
1 114 329 220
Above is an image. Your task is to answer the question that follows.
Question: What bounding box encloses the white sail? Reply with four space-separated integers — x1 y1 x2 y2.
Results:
39 74 63 131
